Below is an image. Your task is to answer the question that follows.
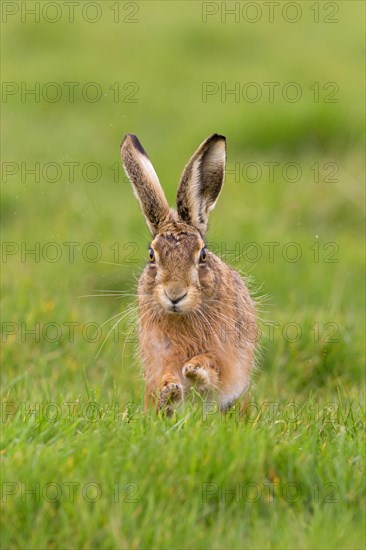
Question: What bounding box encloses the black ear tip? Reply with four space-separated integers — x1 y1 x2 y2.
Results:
120 134 148 157
209 133 226 143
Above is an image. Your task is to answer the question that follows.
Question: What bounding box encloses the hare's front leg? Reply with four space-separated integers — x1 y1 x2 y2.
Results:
182 353 220 390
157 373 183 415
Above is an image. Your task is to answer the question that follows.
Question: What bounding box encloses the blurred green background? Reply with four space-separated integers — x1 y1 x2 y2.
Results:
1 1 365 549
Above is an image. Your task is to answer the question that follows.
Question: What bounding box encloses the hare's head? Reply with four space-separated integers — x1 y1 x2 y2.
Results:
120 133 226 314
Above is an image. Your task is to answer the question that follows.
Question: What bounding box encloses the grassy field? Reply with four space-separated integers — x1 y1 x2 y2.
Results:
1 1 365 548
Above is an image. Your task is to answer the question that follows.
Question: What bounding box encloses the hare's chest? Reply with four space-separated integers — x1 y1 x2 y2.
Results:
149 332 172 357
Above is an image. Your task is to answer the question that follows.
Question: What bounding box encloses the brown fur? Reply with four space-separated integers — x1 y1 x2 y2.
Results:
120 134 257 414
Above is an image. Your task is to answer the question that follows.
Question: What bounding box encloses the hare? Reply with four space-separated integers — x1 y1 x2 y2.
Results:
120 133 257 414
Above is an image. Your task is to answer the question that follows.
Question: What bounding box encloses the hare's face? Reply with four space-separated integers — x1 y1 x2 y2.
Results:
148 229 206 314
121 132 226 313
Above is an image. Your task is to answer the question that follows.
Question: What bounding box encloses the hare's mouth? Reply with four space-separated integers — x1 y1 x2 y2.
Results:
163 299 188 315
159 289 194 314
170 306 184 314
169 302 189 314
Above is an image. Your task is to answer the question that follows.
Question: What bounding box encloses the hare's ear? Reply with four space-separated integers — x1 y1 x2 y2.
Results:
120 134 171 236
176 134 226 236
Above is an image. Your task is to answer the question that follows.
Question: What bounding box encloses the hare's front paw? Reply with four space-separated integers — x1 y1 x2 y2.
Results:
158 381 183 415
182 362 210 388
182 355 220 390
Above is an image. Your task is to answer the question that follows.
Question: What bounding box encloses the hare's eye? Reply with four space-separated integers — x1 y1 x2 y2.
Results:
200 247 207 263
148 247 155 263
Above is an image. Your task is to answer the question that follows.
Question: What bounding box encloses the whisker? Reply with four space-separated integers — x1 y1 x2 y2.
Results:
95 306 138 336
95 317 124 359
90 290 132 294
78 294 135 298
98 260 138 268
95 307 137 359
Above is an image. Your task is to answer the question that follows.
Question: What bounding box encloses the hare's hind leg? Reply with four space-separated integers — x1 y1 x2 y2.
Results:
182 354 220 390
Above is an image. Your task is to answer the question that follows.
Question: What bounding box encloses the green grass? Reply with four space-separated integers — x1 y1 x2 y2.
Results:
1 1 365 548
2 395 365 549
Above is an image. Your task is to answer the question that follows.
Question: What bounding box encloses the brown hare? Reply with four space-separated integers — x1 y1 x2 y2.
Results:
120 134 257 414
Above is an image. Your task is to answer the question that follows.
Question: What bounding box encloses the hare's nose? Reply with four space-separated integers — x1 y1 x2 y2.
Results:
164 290 187 305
